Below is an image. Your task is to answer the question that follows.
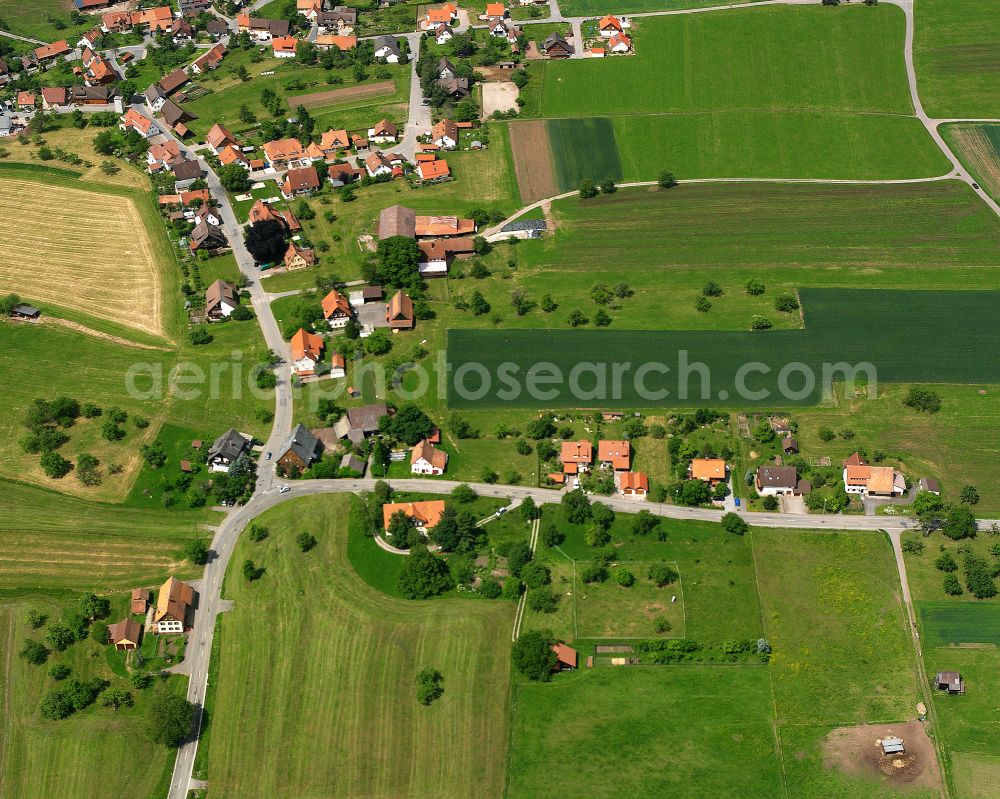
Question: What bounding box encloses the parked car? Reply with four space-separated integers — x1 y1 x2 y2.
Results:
279 485 290 493
265 451 272 460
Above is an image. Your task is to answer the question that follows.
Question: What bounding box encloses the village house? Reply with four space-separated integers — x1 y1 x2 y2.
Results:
485 3 508 21
85 54 117 87
281 165 321 199
272 35 298 58
207 428 251 473
755 465 805 497
368 119 398 144
328 352 347 379
179 0 213 13
297 0 323 18
364 151 395 178
598 439 631 471
206 19 229 38
542 32 574 58
560 440 593 477
386 290 415 329
34 40 71 63
317 7 357 34
206 122 238 155
620 471 649 496
333 403 389 445
69 85 116 106
191 43 226 74
262 137 309 169
608 32 633 54
781 436 799 455
438 57 457 81
315 34 357 51
119 107 157 138
434 23 454 45
381 500 447 534
918 477 941 495
420 2 458 30
10 304 40 320
842 452 905 498
276 424 323 472
284 242 316 271
417 158 450 182
147 139 181 170
171 157 204 189
107 619 142 651
327 163 363 186
161 99 196 136
688 458 727 486
237 15 290 41
130 588 151 615
171 17 195 44
438 76 470 100
598 15 625 36
321 288 353 328
318 128 351 156
431 119 459 149
153 576 195 634
373 35 402 63
291 328 324 376
16 92 35 111
218 144 250 168
489 19 520 41
417 237 474 277
411 439 448 475
249 199 302 233
205 279 239 320
77 28 103 50
194 202 222 227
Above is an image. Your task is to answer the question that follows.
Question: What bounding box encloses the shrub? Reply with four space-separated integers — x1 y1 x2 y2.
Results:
580 562 608 583
943 573 963 595
774 293 799 312
721 512 749 536
521 561 551 589
648 562 678 587
415 668 444 705
527 588 559 613
744 277 765 295
904 387 942 414
935 551 958 572
479 577 502 598
615 567 635 587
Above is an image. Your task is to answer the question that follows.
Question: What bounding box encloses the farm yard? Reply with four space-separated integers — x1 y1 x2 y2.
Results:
913 0 1000 119
507 6 950 186
942 124 1000 204
203 494 512 799
0 175 169 340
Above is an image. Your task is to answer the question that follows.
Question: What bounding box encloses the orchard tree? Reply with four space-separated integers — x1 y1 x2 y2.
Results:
511 630 557 681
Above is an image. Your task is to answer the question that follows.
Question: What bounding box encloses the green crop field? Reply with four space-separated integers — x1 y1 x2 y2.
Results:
917 602 1000 647
204 494 513 799
547 118 623 190
558 0 759 14
527 6 951 180
507 666 783 798
0 593 187 799
914 0 1000 118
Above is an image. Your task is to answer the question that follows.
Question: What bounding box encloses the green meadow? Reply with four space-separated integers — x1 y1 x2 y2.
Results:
914 0 1000 118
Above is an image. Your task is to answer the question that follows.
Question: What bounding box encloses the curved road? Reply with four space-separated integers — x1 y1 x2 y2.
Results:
166 0 999 795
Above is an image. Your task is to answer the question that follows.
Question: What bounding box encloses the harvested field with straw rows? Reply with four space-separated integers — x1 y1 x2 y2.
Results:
0 179 165 337
944 123 1000 203
507 120 558 203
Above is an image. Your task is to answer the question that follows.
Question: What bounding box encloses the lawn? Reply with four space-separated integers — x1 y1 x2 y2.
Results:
182 49 410 140
0 592 187 799
0 480 212 591
526 6 950 181
0 0 90 42
914 0 1000 118
205 493 513 798
507 666 783 798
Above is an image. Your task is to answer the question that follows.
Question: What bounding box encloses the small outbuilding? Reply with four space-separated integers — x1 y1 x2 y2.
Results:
935 670 964 694
551 642 578 671
108 618 142 650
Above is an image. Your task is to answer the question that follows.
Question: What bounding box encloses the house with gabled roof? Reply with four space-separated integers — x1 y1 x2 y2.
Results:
130 588 151 615
368 119 398 143
608 32 633 53
281 165 321 199
387 290 414 329
34 40 70 62
411 440 448 475
249 199 301 232
381 500 446 533
191 43 226 74
206 122 238 155
205 279 239 320
41 87 69 110
842 452 905 497
620 471 649 496
276 424 322 472
373 35 402 63
431 119 459 149
262 137 308 169
364 151 395 178
153 577 194 634
291 328 324 376
688 458 727 486
434 23 454 44
108 618 142 650
438 57 457 80
321 289 353 327
272 35 298 57
315 34 357 51
417 158 450 182
598 15 623 36
561 440 593 474
284 242 316 271
208 428 250 472
598 439 631 471
542 32 574 58
120 107 157 138
756 465 806 497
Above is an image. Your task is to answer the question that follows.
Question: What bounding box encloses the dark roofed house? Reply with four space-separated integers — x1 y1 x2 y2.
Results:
437 76 470 100
190 222 228 253
205 279 239 319
208 428 250 473
499 218 546 239
207 18 229 37
340 453 367 475
438 57 456 79
378 204 416 239
11 304 41 320
781 436 799 454
543 32 574 58
161 99 196 133
346 402 389 435
755 465 801 496
276 424 322 473
170 157 203 184
158 68 189 95
918 477 941 495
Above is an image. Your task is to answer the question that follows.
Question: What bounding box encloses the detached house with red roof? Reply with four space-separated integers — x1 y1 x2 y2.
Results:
598 439 631 471
120 107 157 138
417 158 450 182
191 43 226 74
411 440 448 475
284 242 316 271
272 35 298 58
598 15 624 36
608 32 633 54
842 452 905 498
619 471 649 497
290 328 324 376
560 440 593 476
321 288 353 327
206 123 238 155
281 165 321 199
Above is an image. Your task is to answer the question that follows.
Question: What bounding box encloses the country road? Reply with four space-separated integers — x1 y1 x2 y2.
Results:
162 0 998 794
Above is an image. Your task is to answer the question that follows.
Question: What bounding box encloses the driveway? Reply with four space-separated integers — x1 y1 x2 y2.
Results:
357 301 388 335
780 494 808 515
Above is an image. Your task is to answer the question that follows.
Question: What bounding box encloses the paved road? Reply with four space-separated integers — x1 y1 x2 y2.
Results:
397 32 432 160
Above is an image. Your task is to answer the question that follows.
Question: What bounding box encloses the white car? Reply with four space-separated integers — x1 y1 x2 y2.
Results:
279 485 290 493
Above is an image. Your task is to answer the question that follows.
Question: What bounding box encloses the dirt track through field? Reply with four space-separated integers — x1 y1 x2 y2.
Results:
508 120 558 203
287 80 396 109
0 179 164 337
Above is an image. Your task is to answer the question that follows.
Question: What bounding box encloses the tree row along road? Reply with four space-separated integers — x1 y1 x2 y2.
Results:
166 0 995 795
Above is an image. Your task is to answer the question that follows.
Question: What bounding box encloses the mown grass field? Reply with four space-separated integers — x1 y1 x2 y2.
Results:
558 0 759 13
917 602 1000 648
0 481 211 590
914 0 1000 118
0 0 89 42
942 123 1000 204
521 6 950 181
0 592 187 799
0 165 179 341
205 494 513 799
508 666 783 798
